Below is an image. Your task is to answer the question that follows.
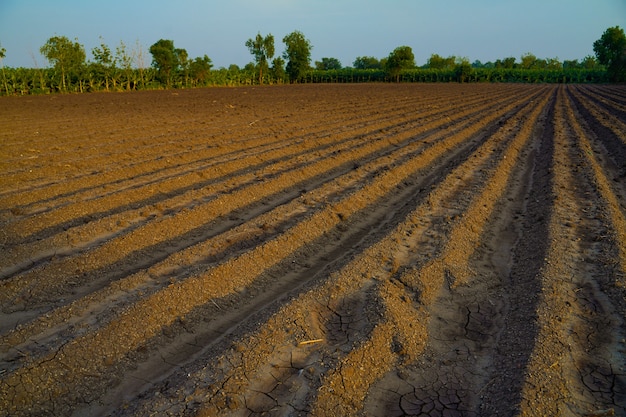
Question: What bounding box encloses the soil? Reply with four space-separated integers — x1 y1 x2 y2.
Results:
0 83 625 417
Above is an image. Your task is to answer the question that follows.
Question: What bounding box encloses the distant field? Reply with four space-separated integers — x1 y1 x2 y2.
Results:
1 84 625 416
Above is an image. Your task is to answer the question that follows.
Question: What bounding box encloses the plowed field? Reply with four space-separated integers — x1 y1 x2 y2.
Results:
1 84 625 416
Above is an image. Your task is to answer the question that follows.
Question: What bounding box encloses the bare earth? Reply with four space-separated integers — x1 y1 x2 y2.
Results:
0 84 625 416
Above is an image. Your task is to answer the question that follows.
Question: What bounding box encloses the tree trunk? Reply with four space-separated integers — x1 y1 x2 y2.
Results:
1 68 8 95
61 67 66 92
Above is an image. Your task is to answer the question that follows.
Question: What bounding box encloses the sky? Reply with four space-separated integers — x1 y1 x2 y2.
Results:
0 0 625 69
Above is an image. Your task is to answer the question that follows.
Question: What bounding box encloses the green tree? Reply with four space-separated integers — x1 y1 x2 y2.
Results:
581 55 600 70
132 40 148 89
149 39 186 87
282 31 312 83
454 57 472 82
593 26 626 82
176 48 190 87
245 32 275 85
271 57 286 83
426 54 455 69
189 55 212 86
315 57 342 70
385 46 415 81
545 57 562 70
116 41 134 90
0 43 8 95
353 56 381 69
520 53 538 69
92 37 115 91
495 57 516 69
40 35 86 91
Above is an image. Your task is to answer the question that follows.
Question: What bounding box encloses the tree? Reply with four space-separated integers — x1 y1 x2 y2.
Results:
520 53 538 69
116 41 136 90
149 39 186 87
133 40 148 89
426 54 455 70
495 57 516 69
454 58 472 82
593 26 626 82
282 31 312 83
385 46 415 81
581 55 600 70
271 57 286 83
545 57 562 70
40 35 86 91
353 56 381 69
315 57 342 70
176 48 190 87
0 43 8 95
189 55 212 86
92 38 115 91
245 32 275 85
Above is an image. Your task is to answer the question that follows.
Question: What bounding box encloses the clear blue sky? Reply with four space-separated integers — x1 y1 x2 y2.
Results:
0 0 624 69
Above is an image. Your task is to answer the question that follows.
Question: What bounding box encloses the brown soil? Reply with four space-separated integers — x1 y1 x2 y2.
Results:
0 84 625 417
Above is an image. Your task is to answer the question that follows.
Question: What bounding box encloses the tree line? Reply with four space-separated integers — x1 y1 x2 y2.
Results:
0 26 624 96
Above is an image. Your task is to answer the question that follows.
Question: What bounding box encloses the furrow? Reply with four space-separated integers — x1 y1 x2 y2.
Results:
564 87 626 286
574 84 626 115
516 86 626 415
0 84 514 244
0 86 538 310
0 87 542 417
117 87 552 417
311 86 554 416
0 90 509 348
569 85 626 148
0 84 481 199
1 84 510 217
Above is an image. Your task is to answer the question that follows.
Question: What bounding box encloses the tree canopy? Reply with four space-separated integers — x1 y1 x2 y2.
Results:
189 55 213 84
426 54 455 70
40 36 86 91
315 57 342 70
149 39 187 87
385 46 415 81
593 26 626 82
353 56 381 70
245 32 275 85
282 31 312 83
92 38 115 91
